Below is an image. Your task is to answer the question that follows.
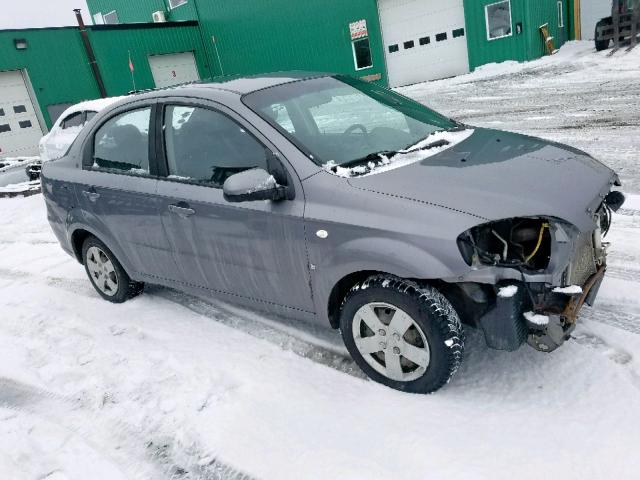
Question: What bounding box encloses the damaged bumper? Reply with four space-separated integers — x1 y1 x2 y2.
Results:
526 266 606 352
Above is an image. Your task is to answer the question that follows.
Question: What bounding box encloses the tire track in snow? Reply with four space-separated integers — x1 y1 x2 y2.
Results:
0 377 259 480
0 266 362 378
154 287 364 379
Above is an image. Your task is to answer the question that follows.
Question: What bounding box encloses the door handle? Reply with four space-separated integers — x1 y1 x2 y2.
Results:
82 189 101 202
168 203 196 218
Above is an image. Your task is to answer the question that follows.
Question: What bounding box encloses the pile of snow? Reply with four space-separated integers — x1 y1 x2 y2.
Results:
524 311 550 326
498 285 519 298
323 129 475 178
553 285 583 295
0 180 40 195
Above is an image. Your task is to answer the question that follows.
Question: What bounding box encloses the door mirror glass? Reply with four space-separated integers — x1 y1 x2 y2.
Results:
223 168 285 203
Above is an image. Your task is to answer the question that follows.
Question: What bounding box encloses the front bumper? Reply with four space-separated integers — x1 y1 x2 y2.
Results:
526 266 606 352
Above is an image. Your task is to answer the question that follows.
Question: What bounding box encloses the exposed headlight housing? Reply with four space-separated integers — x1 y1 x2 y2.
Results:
457 218 552 271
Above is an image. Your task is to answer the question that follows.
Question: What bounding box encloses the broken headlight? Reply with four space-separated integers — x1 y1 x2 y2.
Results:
457 218 552 271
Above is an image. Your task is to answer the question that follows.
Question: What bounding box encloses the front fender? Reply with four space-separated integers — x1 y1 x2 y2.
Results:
309 236 462 322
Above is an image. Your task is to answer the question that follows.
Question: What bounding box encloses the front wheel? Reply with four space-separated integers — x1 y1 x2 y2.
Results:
82 236 144 303
339 275 464 393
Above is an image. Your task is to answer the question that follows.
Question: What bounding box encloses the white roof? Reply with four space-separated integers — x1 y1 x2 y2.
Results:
55 95 129 124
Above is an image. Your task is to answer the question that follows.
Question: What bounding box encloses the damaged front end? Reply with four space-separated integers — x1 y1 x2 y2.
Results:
453 191 624 353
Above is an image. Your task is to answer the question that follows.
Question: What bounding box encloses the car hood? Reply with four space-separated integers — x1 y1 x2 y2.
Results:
347 128 617 232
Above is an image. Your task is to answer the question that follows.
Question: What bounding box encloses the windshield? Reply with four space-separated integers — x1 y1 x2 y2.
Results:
242 75 459 166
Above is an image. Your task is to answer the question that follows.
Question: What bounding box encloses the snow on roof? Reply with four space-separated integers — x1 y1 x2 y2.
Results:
54 95 129 124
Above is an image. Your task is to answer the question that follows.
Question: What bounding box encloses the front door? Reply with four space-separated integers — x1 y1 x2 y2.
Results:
155 102 314 313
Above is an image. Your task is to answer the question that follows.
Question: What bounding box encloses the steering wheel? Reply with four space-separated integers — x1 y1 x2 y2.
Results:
343 124 368 135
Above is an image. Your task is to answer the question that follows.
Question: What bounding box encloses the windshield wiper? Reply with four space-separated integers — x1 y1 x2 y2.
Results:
339 150 399 169
402 138 450 154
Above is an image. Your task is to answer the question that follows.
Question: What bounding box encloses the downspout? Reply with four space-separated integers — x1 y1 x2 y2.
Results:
74 8 107 98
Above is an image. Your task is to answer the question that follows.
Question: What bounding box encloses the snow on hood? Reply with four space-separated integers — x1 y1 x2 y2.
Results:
322 129 476 178
347 128 616 231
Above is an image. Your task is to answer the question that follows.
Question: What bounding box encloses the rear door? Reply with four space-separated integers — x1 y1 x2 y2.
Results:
75 101 176 280
155 99 314 313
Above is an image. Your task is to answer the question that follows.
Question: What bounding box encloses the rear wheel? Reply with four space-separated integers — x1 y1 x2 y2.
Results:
82 236 144 303
339 275 464 393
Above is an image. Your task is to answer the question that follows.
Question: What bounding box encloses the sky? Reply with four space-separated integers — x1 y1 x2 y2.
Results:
1 0 91 29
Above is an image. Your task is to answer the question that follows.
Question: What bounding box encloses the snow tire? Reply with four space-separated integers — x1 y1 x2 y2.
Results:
82 236 144 303
339 275 464 394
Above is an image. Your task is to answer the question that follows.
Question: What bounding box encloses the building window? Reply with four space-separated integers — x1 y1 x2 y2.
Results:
557 1 564 27
388 44 399 53
13 105 27 114
453 28 465 38
352 38 373 70
168 0 188 9
103 10 119 25
485 0 513 40
419 36 430 46
0 124 10 133
19 120 32 129
403 40 415 49
436 33 447 42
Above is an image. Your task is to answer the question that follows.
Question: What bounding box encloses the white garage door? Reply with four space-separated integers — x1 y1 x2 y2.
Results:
0 70 44 158
148 52 200 88
581 0 613 40
378 0 470 88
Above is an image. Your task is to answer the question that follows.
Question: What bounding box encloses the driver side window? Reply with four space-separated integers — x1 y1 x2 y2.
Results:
163 105 268 187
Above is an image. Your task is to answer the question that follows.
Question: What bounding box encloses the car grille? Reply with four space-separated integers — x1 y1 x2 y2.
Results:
566 231 599 286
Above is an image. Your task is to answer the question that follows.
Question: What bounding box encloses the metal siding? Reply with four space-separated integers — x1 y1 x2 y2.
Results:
463 0 529 70
87 24 209 95
196 0 387 84
0 28 100 128
525 0 569 59
87 0 388 85
87 0 197 23
463 0 569 71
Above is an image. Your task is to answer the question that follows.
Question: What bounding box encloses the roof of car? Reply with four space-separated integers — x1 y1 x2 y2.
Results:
176 71 331 95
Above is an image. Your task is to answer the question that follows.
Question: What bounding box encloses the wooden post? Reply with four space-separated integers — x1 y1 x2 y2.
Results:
574 0 581 40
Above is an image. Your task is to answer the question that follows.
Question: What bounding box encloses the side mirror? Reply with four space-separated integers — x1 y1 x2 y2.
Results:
223 168 287 203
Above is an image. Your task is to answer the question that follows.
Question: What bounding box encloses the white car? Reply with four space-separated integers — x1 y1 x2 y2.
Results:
39 97 125 162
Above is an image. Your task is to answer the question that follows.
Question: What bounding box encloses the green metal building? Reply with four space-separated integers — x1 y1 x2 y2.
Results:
0 21 206 156
86 0 572 87
1 0 573 157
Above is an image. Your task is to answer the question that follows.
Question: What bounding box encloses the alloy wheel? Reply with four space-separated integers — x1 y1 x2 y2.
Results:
351 302 430 382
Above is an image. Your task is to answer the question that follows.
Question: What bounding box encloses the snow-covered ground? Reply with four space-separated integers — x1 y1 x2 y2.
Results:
1 42 640 480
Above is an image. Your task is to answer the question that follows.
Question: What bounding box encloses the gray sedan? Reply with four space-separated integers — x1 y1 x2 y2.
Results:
41 72 625 393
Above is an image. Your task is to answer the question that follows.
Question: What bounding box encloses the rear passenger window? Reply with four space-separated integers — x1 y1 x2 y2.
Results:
163 105 268 187
62 112 85 129
93 107 151 174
